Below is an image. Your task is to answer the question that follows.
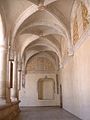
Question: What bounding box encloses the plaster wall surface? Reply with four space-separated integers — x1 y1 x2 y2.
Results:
20 73 60 107
61 36 90 120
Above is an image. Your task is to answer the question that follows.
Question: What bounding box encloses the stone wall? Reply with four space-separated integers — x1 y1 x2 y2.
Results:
61 35 90 120
20 73 60 107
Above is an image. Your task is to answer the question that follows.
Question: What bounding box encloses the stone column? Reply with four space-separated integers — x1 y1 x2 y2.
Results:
11 59 18 101
22 60 25 88
6 53 11 104
59 68 63 108
18 70 22 91
0 45 7 105
15 69 21 101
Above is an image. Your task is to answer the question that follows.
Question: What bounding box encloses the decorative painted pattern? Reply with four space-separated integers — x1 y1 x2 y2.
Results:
73 15 79 45
81 1 89 30
26 57 55 72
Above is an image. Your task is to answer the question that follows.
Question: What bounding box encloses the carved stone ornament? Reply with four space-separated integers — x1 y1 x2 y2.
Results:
38 3 45 10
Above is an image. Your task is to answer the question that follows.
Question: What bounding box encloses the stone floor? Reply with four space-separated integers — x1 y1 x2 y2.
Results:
14 107 81 120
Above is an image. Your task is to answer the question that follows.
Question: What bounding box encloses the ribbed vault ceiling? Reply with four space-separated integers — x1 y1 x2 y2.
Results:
1 0 75 67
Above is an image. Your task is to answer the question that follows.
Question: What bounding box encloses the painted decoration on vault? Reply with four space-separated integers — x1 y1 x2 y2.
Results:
81 1 89 30
73 15 79 45
71 0 89 46
26 56 55 73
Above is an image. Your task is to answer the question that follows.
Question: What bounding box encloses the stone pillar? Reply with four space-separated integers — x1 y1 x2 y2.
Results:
18 70 22 91
6 54 11 104
0 45 7 105
11 59 18 101
59 68 63 108
15 69 21 101
22 60 25 88
15 58 22 101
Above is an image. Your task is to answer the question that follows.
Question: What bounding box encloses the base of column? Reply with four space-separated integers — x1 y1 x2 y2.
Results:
0 98 6 105
6 88 11 104
0 101 20 120
11 88 18 101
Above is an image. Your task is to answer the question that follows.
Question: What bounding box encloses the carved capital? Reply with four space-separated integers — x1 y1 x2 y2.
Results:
38 3 45 10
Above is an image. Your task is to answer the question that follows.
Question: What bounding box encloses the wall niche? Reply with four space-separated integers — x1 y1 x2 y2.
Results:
38 78 55 100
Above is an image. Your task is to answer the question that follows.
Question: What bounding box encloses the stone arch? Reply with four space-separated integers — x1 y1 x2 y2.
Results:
25 51 59 71
21 36 61 67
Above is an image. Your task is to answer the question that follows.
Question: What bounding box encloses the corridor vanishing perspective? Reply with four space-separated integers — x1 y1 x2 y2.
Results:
0 0 90 120
14 107 81 120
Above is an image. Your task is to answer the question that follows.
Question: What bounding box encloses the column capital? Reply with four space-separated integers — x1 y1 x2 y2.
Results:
0 45 8 53
9 47 14 61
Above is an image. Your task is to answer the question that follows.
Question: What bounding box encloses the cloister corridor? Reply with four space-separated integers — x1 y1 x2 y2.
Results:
0 0 90 120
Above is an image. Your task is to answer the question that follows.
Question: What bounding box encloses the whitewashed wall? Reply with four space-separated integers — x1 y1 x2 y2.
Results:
20 73 60 107
61 36 90 120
